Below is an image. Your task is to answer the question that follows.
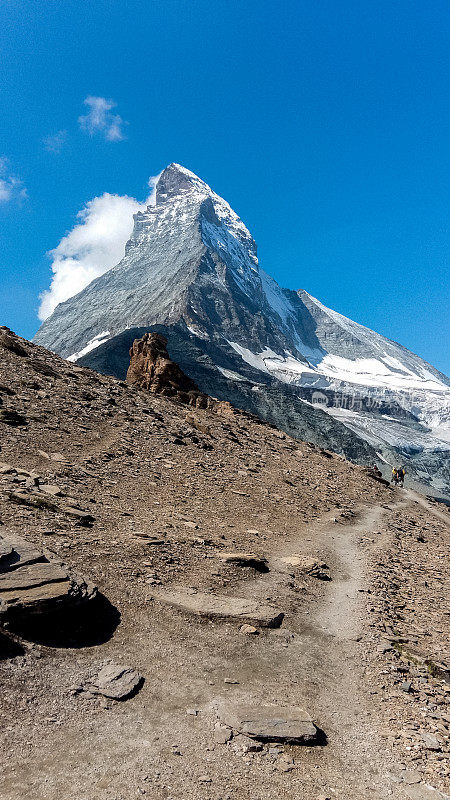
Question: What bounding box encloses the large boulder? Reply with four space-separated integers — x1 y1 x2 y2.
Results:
0 531 96 622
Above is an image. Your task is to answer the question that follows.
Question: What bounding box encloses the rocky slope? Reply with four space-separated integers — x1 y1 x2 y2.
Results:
33 163 450 496
1 327 449 799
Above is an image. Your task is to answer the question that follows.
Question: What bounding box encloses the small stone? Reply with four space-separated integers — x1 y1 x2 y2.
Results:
0 463 14 475
39 484 63 497
214 723 232 744
224 678 239 684
421 733 441 751
240 624 259 635
402 770 422 785
186 708 198 716
50 452 68 462
87 663 143 700
198 775 212 783
277 755 294 772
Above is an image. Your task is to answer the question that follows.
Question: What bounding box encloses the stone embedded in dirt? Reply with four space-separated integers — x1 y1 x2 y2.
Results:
276 754 295 772
0 531 96 621
402 770 422 786
421 733 441 751
153 588 284 627
219 552 268 570
214 722 232 743
7 490 95 526
240 624 259 635
62 507 95 526
87 663 143 700
39 484 63 497
8 491 60 512
219 703 320 744
0 462 15 475
281 554 331 580
50 452 69 463
404 784 449 800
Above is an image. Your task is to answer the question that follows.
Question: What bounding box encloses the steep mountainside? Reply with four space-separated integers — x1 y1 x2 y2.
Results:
34 163 450 495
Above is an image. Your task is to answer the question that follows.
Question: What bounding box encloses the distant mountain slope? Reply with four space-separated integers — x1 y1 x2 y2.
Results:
34 163 450 495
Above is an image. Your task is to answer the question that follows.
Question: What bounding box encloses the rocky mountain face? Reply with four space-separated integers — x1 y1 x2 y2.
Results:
34 163 450 495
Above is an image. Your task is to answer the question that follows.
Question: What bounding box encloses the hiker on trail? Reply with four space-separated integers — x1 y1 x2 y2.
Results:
391 467 398 485
372 464 382 478
397 467 406 487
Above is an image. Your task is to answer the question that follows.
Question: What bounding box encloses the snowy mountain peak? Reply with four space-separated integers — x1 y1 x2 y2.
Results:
155 163 211 204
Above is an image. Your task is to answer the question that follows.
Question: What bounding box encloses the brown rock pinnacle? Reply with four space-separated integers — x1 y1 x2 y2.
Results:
126 332 230 412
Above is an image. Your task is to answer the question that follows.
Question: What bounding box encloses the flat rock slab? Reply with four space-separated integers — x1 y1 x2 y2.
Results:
219 703 319 744
0 562 68 590
0 533 45 572
88 663 143 700
153 589 284 627
404 785 450 800
0 530 96 619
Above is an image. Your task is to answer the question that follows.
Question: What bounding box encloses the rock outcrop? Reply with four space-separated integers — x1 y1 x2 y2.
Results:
126 332 235 415
0 530 96 622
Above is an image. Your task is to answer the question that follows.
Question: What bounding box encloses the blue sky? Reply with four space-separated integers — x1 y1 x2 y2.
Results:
0 0 449 373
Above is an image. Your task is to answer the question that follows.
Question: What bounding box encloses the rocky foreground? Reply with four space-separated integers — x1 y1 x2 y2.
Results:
0 326 448 800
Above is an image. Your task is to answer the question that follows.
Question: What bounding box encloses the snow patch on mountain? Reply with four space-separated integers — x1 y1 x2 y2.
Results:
67 331 111 362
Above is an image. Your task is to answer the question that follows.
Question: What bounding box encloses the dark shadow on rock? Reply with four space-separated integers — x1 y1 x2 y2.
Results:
7 593 121 648
0 630 25 659
244 561 269 573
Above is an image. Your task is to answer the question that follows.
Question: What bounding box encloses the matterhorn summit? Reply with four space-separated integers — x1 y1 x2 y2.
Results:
35 163 450 495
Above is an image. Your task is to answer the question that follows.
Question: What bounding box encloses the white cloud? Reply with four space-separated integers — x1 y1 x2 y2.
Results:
38 176 158 321
0 157 27 204
43 130 67 153
78 96 127 141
